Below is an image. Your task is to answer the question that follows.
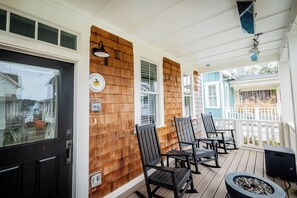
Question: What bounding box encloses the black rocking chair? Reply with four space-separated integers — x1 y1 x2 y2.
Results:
201 113 237 154
174 116 220 174
135 123 198 198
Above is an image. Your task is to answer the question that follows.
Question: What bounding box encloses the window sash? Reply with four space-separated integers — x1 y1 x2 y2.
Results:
184 95 192 117
140 59 158 125
183 74 193 116
205 82 220 108
208 96 217 107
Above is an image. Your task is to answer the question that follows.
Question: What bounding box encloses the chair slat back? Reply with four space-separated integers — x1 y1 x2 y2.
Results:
201 113 217 137
135 123 163 167
174 117 196 146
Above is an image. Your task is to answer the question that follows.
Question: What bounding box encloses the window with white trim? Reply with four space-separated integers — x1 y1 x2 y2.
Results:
205 82 220 108
183 74 193 117
141 60 158 125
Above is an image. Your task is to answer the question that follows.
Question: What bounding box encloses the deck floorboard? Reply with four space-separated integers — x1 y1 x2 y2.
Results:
120 148 297 198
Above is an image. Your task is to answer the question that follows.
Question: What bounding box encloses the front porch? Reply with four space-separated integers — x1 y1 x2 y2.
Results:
119 148 297 198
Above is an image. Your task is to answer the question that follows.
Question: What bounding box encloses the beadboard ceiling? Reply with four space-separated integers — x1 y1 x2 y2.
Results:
65 0 296 72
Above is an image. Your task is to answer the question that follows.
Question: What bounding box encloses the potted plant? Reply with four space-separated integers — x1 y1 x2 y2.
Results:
34 114 45 131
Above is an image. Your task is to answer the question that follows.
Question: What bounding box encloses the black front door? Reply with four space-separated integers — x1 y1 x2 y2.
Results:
0 49 73 198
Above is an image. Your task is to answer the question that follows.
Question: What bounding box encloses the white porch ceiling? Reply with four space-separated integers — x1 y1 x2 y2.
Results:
65 0 296 72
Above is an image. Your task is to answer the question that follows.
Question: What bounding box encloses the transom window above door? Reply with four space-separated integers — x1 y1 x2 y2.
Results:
0 7 77 50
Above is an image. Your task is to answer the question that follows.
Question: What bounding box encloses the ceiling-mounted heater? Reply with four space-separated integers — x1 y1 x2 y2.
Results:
236 0 255 34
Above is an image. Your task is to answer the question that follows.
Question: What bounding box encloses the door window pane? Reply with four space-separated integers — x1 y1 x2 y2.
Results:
0 9 6 31
10 13 35 38
38 23 58 45
61 31 77 50
0 60 59 147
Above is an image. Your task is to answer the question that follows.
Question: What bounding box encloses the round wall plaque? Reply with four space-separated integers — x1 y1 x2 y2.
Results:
89 73 105 92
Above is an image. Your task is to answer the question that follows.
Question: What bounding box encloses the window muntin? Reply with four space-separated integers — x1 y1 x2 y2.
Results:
183 74 193 117
141 60 158 125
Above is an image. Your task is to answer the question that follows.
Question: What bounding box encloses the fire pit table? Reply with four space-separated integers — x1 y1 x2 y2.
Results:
225 172 285 198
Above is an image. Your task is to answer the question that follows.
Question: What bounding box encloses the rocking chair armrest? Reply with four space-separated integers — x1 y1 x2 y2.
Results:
218 129 235 139
196 138 218 144
162 151 191 157
145 164 178 173
179 141 198 146
214 131 226 134
207 131 225 134
216 129 235 132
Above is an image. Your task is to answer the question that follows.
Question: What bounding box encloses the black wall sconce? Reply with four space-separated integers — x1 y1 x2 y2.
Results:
92 41 110 58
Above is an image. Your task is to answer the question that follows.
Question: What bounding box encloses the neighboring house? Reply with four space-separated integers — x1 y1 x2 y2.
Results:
202 71 235 118
203 69 281 120
0 73 22 147
230 74 280 106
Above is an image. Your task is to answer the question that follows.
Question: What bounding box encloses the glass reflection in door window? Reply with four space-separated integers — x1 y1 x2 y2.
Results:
0 60 59 147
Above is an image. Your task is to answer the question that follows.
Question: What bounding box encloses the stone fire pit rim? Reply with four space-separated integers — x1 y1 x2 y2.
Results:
225 172 286 198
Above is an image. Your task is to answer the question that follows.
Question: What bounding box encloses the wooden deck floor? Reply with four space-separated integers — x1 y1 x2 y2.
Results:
118 148 297 198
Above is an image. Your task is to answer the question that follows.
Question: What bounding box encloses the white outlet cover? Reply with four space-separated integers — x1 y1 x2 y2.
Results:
90 172 102 188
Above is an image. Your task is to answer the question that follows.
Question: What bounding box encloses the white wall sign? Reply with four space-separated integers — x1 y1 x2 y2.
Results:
89 73 105 92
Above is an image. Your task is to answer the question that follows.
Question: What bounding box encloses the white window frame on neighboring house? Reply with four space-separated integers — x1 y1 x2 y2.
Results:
182 74 194 117
204 82 220 108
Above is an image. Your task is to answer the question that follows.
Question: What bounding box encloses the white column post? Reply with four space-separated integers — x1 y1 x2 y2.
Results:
276 86 282 120
287 25 297 149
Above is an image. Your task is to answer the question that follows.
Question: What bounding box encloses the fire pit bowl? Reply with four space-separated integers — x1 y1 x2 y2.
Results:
225 172 285 198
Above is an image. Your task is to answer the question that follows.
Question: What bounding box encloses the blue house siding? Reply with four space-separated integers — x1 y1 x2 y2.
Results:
204 108 222 118
203 72 222 118
203 72 220 82
203 72 235 119
229 86 235 106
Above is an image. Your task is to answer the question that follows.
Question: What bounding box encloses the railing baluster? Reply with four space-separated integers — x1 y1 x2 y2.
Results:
265 123 269 145
271 123 276 145
278 123 284 146
257 121 263 147
251 121 255 146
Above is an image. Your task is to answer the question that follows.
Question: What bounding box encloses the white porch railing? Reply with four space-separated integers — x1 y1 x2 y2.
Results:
223 107 282 121
214 118 284 149
283 122 296 155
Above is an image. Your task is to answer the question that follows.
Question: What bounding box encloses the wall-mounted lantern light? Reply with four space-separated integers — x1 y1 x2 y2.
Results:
92 41 110 57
